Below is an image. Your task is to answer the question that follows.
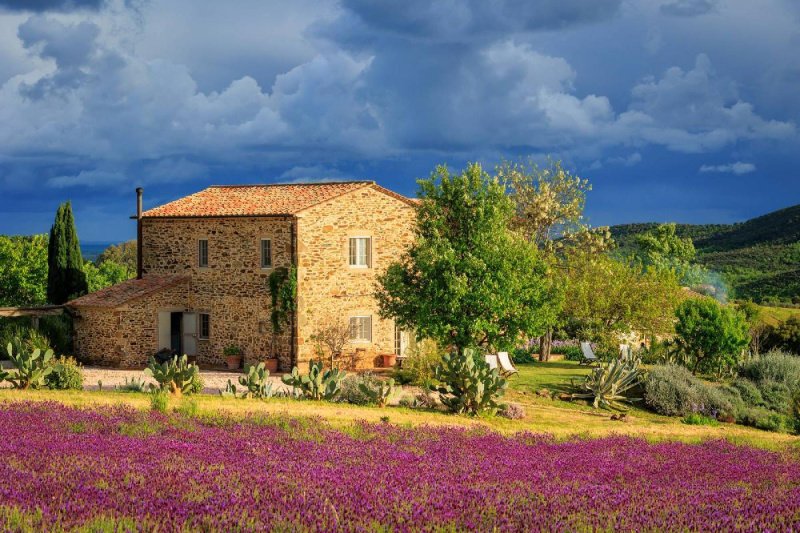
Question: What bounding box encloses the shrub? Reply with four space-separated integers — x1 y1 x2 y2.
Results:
144 354 200 396
4 343 53 389
430 349 507 416
391 368 415 385
39 314 73 355
561 346 584 362
739 350 800 388
512 347 537 364
400 339 442 385
188 372 204 395
339 373 381 405
791 390 800 433
643 364 733 419
44 356 83 390
738 407 788 432
499 402 526 420
758 381 791 413
732 378 764 408
281 360 346 401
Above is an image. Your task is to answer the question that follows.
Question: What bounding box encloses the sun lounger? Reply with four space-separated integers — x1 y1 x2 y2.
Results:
497 351 517 376
579 342 599 366
485 354 498 370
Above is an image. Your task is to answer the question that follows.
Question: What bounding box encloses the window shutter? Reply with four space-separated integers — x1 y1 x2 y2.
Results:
366 316 372 341
366 238 372 268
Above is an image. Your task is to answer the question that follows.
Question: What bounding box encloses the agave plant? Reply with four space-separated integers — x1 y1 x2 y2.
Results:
282 360 345 401
570 352 642 411
117 376 147 393
430 348 507 416
5 343 54 390
358 377 396 408
143 354 199 396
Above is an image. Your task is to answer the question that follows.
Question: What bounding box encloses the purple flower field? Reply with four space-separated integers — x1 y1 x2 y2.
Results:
0 402 798 531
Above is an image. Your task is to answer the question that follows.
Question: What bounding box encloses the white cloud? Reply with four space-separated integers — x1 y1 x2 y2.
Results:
699 161 756 174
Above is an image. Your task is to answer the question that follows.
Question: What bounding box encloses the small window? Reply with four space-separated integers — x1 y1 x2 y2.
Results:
199 313 210 340
198 239 209 268
260 239 272 268
348 237 371 267
349 316 372 342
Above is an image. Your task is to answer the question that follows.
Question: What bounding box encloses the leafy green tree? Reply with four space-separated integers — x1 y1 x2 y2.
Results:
499 159 613 360
562 252 682 353
0 235 48 306
47 202 88 304
376 163 560 355
765 317 800 355
83 260 132 293
632 223 710 288
673 298 750 375
95 240 137 274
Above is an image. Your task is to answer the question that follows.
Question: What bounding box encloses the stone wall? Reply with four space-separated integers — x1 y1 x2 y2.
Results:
72 281 189 368
296 186 416 368
140 216 294 369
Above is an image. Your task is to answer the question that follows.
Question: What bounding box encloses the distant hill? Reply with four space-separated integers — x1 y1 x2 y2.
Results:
610 204 800 304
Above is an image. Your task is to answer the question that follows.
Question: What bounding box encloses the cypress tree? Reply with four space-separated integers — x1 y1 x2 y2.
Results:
47 201 88 304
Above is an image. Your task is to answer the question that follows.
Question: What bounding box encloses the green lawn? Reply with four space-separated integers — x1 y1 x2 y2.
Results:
0 360 797 450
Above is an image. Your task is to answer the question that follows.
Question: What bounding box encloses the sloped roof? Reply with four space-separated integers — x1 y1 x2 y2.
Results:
66 275 189 308
141 181 415 218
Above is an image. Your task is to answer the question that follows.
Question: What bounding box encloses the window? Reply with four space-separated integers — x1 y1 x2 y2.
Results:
348 237 371 267
349 316 372 342
199 313 210 340
260 239 272 268
198 239 209 268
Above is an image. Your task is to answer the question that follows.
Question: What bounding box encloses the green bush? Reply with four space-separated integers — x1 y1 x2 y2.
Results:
44 356 83 390
39 315 73 355
358 377 396 408
738 407 789 432
188 372 204 395
731 378 764 408
561 346 583 362
739 350 800 388
391 368 415 385
758 381 791 413
643 364 734 419
400 339 442 385
512 346 537 364
430 348 507 416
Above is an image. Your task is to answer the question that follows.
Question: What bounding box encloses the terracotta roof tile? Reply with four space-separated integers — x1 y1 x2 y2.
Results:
141 181 399 218
66 275 189 308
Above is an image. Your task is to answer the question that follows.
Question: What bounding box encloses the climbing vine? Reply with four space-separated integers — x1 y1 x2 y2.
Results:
268 266 297 334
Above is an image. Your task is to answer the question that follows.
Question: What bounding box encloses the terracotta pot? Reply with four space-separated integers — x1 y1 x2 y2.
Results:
264 358 279 373
225 355 242 370
381 353 397 368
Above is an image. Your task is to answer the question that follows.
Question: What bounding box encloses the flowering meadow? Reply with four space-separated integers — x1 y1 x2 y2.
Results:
0 402 798 531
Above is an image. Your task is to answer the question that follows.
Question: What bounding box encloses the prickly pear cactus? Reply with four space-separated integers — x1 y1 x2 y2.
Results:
144 354 199 396
5 343 54 390
430 348 507 415
281 360 345 401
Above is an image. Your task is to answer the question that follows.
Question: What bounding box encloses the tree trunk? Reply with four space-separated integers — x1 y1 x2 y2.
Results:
539 330 553 362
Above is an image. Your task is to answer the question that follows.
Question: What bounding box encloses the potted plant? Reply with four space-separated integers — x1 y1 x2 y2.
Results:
380 353 397 368
263 357 279 373
223 345 243 370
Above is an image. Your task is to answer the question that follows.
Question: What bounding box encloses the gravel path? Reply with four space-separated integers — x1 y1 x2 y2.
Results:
82 367 289 394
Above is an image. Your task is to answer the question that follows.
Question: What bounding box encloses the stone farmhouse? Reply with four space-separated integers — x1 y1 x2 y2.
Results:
67 182 417 370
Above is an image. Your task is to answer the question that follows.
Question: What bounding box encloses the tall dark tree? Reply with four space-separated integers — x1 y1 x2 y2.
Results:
47 201 88 304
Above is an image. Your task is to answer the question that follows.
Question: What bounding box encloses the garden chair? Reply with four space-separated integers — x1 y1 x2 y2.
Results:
579 342 599 366
485 354 498 370
497 351 517 376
